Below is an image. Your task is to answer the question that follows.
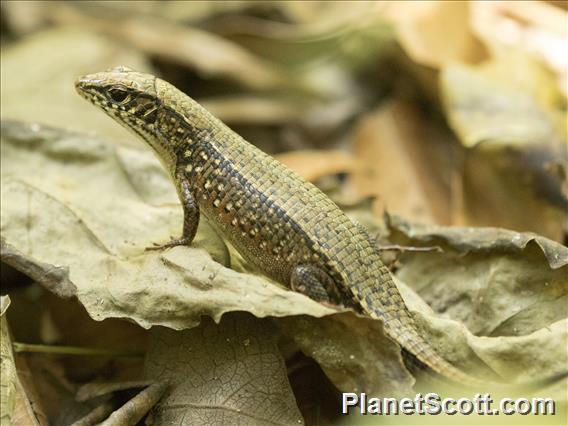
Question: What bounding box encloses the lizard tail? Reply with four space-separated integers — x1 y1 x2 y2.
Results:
386 311 568 392
405 334 502 388
399 329 568 391
352 271 566 391
385 319 495 389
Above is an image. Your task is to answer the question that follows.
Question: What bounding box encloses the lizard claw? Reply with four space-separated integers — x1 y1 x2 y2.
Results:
145 237 191 251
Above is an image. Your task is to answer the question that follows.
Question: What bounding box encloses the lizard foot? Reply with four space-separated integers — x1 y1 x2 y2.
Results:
291 275 343 310
145 237 192 251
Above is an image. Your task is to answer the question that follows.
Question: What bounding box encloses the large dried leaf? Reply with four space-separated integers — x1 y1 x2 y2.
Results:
411 313 568 403
470 1 567 96
370 216 568 402
382 1 487 68
441 55 567 240
277 312 414 398
389 216 568 338
442 56 565 149
459 143 567 241
0 121 333 331
275 150 357 183
145 313 303 425
345 100 459 225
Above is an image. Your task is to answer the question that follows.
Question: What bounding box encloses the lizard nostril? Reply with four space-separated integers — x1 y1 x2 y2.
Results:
75 74 106 91
74 79 90 96
75 76 95 92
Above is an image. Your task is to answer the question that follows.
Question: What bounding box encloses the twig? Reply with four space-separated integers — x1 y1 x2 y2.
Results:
377 244 443 253
12 343 144 358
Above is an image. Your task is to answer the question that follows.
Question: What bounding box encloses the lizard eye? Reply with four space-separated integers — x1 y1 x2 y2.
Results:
108 87 129 103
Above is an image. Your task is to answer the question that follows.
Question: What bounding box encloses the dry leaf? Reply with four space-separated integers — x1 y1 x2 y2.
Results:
275 150 357 182
389 215 568 337
345 100 459 225
10 383 43 426
442 56 565 148
441 55 567 240
2 2 566 423
382 1 487 68
411 313 568 402
471 1 568 96
460 144 566 241
0 121 334 331
145 313 303 425
277 313 414 397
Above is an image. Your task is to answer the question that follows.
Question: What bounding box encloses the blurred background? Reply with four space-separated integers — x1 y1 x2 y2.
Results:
1 1 567 425
2 0 566 242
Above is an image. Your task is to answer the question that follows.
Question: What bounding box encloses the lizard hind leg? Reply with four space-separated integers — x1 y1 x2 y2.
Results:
290 265 342 307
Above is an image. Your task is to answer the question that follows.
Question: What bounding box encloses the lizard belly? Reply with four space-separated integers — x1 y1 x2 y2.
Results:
185 166 313 285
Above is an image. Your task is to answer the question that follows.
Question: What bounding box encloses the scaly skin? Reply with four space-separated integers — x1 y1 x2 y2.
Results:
74 66 495 388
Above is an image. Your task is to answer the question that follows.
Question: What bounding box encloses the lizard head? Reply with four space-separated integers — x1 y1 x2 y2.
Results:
75 66 159 128
76 66 178 173
76 66 222 175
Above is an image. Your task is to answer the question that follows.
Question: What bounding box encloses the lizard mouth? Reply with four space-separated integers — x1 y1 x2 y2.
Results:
74 74 102 96
74 76 107 107
75 75 130 119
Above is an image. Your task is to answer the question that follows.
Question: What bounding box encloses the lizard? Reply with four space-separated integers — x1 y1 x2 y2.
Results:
74 66 556 389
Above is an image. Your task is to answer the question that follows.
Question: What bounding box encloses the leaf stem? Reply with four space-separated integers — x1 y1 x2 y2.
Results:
12 342 144 357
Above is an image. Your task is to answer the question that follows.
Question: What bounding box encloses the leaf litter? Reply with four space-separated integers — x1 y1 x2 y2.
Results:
1 1 567 424
2 119 566 421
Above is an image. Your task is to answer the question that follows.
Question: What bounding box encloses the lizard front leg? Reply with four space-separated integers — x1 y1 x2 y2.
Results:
290 265 339 306
147 173 199 250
